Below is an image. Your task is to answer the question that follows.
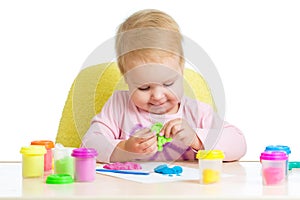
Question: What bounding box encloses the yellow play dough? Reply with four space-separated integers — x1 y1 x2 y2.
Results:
203 169 220 184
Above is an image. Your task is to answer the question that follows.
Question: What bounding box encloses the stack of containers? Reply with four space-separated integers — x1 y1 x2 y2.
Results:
20 142 99 184
47 147 98 184
264 145 291 176
30 140 54 173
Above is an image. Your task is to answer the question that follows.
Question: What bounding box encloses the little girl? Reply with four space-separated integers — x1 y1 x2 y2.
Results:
81 9 246 163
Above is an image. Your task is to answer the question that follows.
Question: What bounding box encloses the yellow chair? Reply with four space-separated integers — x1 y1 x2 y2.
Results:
55 62 215 147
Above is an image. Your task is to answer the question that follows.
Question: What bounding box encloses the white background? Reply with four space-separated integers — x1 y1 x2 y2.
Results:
1 0 299 161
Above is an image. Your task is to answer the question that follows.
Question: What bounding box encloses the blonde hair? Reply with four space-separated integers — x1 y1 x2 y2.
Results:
115 9 184 74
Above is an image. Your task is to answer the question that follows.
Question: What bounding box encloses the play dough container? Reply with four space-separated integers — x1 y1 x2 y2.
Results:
53 144 74 178
196 150 225 184
20 145 47 178
71 148 98 182
31 140 54 172
260 151 288 185
264 145 291 176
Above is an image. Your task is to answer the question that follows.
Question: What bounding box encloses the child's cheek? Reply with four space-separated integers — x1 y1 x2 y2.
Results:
169 79 184 101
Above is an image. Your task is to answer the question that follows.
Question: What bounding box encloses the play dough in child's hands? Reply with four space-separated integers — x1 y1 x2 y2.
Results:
151 123 172 151
151 123 163 134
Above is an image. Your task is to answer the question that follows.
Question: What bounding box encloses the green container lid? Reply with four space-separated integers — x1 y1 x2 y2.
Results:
288 161 300 170
46 174 74 184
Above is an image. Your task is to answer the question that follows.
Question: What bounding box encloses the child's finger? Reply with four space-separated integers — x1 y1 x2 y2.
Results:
132 128 150 137
132 128 155 143
161 122 171 138
171 123 183 136
140 136 157 153
163 119 181 138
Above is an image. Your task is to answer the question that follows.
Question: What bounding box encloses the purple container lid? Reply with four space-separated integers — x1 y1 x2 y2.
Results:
260 151 288 161
71 148 98 158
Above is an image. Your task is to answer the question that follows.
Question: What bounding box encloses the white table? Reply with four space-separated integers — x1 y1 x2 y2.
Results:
1 161 300 199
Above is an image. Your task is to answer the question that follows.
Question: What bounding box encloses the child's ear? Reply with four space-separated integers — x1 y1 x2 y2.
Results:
124 75 128 83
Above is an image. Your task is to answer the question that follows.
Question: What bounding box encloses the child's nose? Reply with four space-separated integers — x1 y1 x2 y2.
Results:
151 86 164 100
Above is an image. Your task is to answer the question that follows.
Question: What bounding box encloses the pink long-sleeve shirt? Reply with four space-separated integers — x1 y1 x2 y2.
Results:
81 90 246 163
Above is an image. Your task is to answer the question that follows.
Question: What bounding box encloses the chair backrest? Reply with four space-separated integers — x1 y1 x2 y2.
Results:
55 62 215 147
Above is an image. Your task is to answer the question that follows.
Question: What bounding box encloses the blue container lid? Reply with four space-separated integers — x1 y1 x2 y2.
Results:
265 145 291 155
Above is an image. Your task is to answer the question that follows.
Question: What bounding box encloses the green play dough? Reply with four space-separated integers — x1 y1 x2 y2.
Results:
151 122 172 151
54 157 74 177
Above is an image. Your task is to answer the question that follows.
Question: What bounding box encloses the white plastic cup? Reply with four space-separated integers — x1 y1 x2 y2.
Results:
53 144 75 178
196 150 225 184
260 151 288 185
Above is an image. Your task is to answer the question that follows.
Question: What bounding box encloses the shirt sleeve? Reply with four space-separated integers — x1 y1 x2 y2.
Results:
212 121 247 161
194 103 247 161
81 92 124 163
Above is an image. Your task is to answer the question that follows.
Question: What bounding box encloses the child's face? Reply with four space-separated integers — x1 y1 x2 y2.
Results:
124 56 184 115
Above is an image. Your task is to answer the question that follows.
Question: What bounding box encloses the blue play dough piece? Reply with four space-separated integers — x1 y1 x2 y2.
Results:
154 164 168 172
173 166 183 174
154 164 183 176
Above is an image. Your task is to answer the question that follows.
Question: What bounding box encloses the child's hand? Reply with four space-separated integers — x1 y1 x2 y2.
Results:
161 118 203 150
124 128 158 154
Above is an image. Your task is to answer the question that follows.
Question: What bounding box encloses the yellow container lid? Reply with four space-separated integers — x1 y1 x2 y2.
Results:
20 145 47 155
196 150 225 160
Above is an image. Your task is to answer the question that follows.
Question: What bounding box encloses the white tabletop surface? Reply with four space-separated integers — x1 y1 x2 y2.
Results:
1 161 300 199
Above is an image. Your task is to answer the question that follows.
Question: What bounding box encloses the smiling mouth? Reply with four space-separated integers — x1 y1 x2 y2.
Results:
150 102 165 107
148 105 167 114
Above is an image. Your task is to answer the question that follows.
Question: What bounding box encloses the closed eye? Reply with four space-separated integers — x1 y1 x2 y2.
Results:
163 82 174 87
138 86 150 91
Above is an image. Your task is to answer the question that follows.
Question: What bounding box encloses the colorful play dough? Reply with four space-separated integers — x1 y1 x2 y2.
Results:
154 164 183 176
151 123 172 151
53 144 75 177
103 162 142 170
54 157 74 177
